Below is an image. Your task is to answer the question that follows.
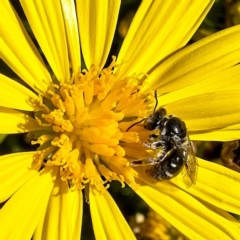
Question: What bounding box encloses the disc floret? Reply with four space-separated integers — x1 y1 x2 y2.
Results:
32 58 153 192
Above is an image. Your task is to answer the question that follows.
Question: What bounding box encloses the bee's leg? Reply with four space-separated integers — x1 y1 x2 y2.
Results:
148 133 159 142
157 148 175 162
130 157 159 166
143 140 167 151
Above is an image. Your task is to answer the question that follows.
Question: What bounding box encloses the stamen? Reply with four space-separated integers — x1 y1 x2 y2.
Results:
31 58 154 192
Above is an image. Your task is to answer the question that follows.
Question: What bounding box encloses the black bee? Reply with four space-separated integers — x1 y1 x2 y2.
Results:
127 91 197 185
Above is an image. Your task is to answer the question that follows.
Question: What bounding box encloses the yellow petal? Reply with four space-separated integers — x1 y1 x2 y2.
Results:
20 0 69 81
0 0 51 93
136 181 240 240
141 24 240 93
90 188 136 240
77 0 120 69
34 173 83 240
0 107 41 133
60 0 81 76
158 64 240 106
165 91 240 131
69 188 83 239
117 0 213 78
0 152 37 202
0 167 57 240
190 123 240 141
0 74 38 111
170 158 240 215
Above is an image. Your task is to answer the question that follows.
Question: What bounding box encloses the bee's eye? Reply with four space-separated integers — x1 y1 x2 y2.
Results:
144 118 156 130
155 108 166 117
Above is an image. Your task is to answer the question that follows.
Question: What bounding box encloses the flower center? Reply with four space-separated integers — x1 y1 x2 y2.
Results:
32 58 153 192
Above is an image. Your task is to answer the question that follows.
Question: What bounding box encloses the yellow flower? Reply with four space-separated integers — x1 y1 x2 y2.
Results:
1 0 240 239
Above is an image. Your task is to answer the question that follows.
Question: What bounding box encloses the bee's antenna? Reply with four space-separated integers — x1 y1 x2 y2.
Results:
126 118 146 132
153 90 158 112
127 91 158 132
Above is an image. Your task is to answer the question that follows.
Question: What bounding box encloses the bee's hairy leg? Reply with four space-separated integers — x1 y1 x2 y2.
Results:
130 157 159 166
148 133 159 142
143 140 167 151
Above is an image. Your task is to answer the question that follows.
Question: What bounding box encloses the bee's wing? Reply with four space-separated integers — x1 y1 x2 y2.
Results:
173 136 198 186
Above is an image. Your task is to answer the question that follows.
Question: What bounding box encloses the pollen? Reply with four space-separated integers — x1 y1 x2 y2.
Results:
32 58 153 192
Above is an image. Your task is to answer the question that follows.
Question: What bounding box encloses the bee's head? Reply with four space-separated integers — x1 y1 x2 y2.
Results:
144 108 166 130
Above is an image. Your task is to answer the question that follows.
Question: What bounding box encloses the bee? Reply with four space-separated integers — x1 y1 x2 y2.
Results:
127 91 197 186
